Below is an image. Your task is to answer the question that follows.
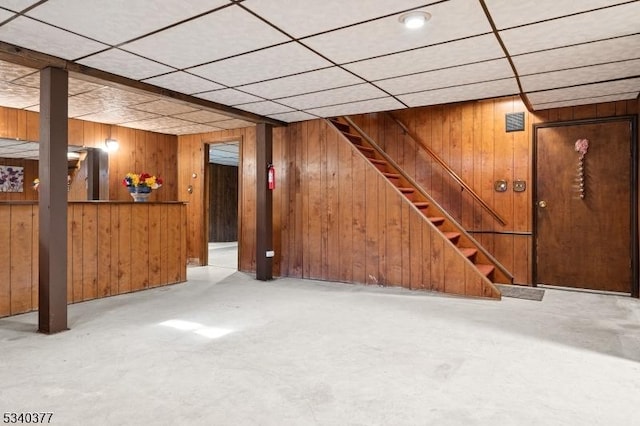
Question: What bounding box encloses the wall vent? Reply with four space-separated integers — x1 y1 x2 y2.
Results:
505 112 525 132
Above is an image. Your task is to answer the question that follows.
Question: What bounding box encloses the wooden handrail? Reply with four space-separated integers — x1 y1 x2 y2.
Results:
342 116 514 284
385 112 507 226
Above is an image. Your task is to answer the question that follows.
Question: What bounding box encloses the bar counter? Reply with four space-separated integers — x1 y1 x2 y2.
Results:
0 201 187 318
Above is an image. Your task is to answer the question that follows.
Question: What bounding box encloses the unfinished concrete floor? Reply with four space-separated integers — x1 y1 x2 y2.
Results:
1 264 639 425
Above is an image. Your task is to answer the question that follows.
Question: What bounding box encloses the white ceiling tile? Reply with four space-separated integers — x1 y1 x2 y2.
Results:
500 2 640 55
78 49 174 81
532 92 639 110
235 101 293 116
0 61 36 82
119 116 193 131
521 59 640 92
213 119 255 129
485 0 630 30
0 16 107 60
143 72 223 95
68 86 160 117
195 88 262 106
278 83 389 110
0 8 14 21
267 111 317 123
240 67 364 99
9 73 108 95
189 42 332 87
344 34 505 81
377 59 514 95
243 0 427 38
156 123 223 135
0 80 39 108
122 5 289 69
526 78 640 104
130 99 198 116
173 109 231 123
399 78 520 107
305 97 404 118
0 0 40 12
68 78 107 96
512 34 640 75
304 0 492 64
26 0 229 45
74 108 160 124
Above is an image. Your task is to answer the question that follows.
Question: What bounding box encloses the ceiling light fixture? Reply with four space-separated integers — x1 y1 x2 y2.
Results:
399 11 431 29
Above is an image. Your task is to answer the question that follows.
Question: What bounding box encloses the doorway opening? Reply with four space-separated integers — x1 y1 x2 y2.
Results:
205 139 241 269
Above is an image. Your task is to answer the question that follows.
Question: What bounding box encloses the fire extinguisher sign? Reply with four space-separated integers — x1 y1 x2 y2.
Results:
267 164 275 190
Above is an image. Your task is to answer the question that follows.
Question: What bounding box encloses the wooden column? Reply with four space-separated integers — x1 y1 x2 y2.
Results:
256 123 273 280
86 147 109 200
38 67 68 333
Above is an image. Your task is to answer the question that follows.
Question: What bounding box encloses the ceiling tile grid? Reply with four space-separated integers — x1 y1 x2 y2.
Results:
120 5 289 69
142 72 224 95
498 2 640 56
531 92 639 110
0 0 638 136
303 0 493 65
512 34 640 76
0 16 107 60
26 0 231 45
520 59 640 93
343 34 506 82
376 58 515 96
188 42 333 87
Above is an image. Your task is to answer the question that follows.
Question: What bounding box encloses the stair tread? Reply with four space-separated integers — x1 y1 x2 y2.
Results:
383 172 400 177
429 216 445 224
370 158 387 165
356 145 375 152
475 264 495 277
398 187 414 192
342 132 362 141
459 248 477 258
413 201 429 208
443 231 461 241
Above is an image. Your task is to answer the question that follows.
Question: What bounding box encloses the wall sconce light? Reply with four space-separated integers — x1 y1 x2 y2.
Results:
398 11 431 29
103 138 119 152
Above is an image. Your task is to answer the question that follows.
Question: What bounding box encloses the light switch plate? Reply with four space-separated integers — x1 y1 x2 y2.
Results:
513 180 526 192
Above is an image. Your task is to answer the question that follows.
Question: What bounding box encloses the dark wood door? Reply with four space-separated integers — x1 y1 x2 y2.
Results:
535 119 633 293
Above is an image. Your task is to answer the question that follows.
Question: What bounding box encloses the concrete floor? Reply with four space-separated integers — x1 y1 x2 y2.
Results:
1 254 639 425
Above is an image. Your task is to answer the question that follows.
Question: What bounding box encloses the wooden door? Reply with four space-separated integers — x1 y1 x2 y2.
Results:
535 118 634 293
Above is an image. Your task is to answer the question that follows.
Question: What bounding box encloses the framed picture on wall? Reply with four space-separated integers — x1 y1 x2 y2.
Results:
0 165 24 192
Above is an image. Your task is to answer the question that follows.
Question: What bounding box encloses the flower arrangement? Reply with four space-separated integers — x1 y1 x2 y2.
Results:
32 176 71 192
122 172 163 193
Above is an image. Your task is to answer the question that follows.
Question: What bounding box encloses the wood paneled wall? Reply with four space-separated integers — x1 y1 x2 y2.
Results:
273 119 499 297
0 106 178 203
350 96 639 284
0 202 187 318
208 163 238 242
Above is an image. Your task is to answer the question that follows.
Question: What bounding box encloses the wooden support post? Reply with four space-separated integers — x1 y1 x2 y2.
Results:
38 67 68 334
256 123 273 281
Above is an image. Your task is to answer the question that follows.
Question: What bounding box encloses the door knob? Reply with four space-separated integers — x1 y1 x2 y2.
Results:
538 200 547 208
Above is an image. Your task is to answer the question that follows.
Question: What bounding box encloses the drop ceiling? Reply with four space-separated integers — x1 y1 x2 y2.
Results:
0 0 637 136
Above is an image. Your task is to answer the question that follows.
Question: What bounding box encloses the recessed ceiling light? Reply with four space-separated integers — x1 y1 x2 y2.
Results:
399 11 431 29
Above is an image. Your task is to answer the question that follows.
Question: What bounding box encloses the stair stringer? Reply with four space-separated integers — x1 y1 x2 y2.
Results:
327 119 501 299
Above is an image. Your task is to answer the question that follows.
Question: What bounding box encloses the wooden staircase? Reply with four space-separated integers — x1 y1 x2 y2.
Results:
328 117 512 294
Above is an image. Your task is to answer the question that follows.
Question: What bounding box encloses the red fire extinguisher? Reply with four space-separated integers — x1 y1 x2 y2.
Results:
267 164 275 190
